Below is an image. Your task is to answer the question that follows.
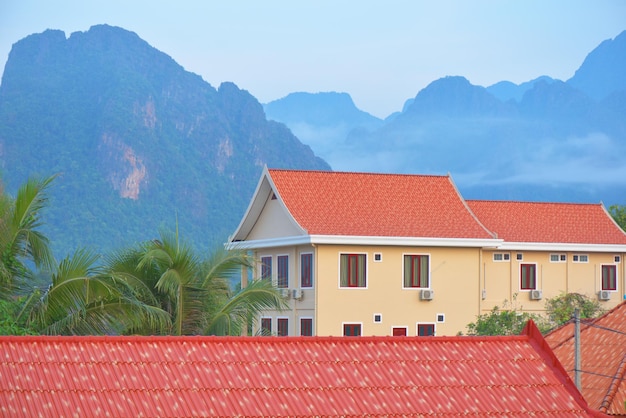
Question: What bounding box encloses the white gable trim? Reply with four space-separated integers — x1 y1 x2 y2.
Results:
229 167 307 242
227 234 502 250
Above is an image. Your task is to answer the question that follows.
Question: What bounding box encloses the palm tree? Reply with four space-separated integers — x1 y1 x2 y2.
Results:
107 228 286 336
0 175 56 301
26 248 171 335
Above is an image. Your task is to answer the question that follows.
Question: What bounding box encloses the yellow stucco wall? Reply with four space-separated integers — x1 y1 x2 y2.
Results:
480 250 624 316
314 244 482 336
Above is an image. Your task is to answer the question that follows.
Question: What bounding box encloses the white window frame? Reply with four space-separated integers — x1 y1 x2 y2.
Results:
373 313 383 323
436 313 445 323
276 253 289 288
299 252 314 288
519 262 538 291
260 317 272 336
342 322 363 336
493 253 510 262
373 253 383 262
573 254 589 263
549 254 567 263
391 326 408 336
416 322 436 336
299 317 313 336
338 252 368 289
259 255 273 281
276 316 289 336
402 252 431 289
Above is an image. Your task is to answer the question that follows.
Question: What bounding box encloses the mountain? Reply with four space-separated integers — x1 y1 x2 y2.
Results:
0 25 330 258
266 30 626 205
567 30 626 100
263 92 383 169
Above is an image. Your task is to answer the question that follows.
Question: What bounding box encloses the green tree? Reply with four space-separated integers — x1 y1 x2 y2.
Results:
609 204 626 231
107 228 287 336
465 296 550 336
544 292 604 327
26 248 171 335
0 175 56 301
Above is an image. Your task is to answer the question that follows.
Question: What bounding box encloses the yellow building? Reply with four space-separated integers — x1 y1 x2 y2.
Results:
229 168 626 336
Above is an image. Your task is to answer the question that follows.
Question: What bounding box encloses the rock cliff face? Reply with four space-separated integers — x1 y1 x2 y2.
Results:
0 25 330 257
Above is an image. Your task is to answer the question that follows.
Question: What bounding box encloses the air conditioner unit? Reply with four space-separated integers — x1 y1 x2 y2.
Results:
292 289 303 300
530 290 543 300
280 288 291 299
598 290 611 301
420 289 434 301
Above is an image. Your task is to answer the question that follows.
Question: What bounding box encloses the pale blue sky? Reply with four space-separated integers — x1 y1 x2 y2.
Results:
1 1 625 118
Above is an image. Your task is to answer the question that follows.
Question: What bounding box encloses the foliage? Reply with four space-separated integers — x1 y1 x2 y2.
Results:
0 298 35 335
0 175 57 301
544 292 604 327
26 248 171 335
465 296 551 336
105 229 287 336
609 204 626 231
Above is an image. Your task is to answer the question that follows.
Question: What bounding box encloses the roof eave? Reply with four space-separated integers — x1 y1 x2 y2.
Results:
227 235 502 250
497 242 626 252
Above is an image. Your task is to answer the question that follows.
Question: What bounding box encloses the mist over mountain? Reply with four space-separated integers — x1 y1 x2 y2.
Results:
265 30 626 205
0 25 329 258
263 92 383 169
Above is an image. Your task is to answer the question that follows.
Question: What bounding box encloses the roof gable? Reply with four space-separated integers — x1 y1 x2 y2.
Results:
545 302 626 415
267 169 495 239
0 322 605 417
467 200 626 245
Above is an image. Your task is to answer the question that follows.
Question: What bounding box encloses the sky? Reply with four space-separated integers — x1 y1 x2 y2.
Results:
1 1 625 119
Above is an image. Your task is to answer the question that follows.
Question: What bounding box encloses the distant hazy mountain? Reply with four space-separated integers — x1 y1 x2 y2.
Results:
0 25 330 258
568 30 626 100
487 76 556 102
266 30 626 205
263 92 383 168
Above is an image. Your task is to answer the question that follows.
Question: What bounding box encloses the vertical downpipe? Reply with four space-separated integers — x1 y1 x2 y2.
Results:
574 308 581 391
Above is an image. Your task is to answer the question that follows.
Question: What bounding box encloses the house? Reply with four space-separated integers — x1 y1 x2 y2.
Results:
544 301 626 417
467 200 626 315
229 168 626 336
0 321 608 417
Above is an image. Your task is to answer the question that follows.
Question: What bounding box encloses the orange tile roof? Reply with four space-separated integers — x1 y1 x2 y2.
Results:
268 169 494 239
0 322 606 417
545 302 626 416
466 200 626 244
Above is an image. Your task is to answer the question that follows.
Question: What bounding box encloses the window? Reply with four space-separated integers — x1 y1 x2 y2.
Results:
403 254 429 288
340 254 366 287
493 253 510 262
436 314 445 323
261 318 272 336
520 264 537 290
417 323 435 336
573 254 589 263
602 265 617 291
615 256 621 263
300 318 313 336
392 327 407 336
374 253 382 262
550 254 566 263
277 255 288 288
261 256 272 280
516 253 523 261
373 314 382 323
300 253 313 288
343 323 361 336
277 318 288 336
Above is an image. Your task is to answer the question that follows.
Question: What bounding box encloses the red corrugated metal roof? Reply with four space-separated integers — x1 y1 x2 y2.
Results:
268 169 494 239
466 200 626 244
0 322 606 417
545 301 626 416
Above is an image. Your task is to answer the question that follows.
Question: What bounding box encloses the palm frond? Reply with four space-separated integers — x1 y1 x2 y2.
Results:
206 279 287 335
